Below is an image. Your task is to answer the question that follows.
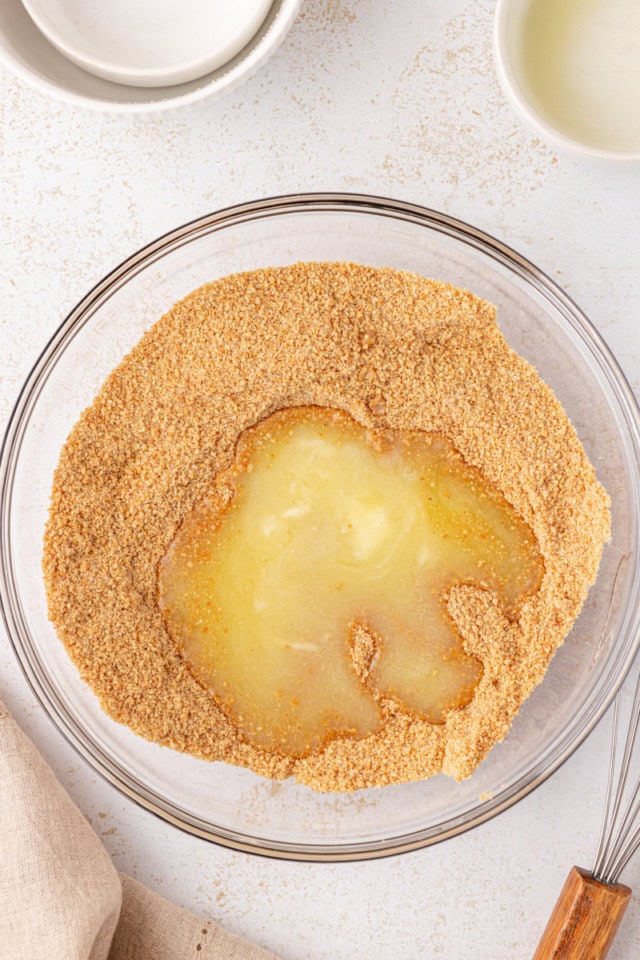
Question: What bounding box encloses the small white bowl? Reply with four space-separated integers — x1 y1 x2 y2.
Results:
0 0 300 112
20 0 274 89
494 0 640 161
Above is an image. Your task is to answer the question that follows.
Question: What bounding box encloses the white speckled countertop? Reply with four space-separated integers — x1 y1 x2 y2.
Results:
2 1 640 957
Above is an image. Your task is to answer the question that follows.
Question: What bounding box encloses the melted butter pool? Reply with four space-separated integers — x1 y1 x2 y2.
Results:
159 407 543 757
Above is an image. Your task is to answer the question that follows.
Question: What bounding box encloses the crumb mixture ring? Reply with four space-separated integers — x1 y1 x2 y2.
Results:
43 263 610 792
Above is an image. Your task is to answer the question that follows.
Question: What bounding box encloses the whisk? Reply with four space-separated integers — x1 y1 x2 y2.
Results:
534 667 640 959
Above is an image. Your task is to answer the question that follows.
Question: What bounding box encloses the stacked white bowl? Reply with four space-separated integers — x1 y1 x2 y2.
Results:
0 0 300 112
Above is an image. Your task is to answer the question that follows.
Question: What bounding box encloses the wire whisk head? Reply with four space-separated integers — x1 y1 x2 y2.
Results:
593 668 640 884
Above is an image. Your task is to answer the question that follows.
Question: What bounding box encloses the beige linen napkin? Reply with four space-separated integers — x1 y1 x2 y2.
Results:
0 699 278 960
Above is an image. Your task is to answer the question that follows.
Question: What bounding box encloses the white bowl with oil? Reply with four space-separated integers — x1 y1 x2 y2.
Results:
494 0 640 160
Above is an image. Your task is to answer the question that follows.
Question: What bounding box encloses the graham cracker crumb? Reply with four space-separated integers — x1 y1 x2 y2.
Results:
43 263 610 792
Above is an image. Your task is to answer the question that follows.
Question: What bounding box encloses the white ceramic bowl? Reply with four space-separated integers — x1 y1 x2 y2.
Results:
494 0 640 161
20 0 274 88
0 0 300 112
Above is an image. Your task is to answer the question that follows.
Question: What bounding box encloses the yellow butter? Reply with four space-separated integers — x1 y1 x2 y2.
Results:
159 408 543 757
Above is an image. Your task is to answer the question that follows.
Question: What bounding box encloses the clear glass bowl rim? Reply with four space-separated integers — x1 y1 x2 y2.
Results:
2 192 640 862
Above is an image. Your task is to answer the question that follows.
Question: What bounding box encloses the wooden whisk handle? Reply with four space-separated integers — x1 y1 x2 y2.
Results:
533 866 631 959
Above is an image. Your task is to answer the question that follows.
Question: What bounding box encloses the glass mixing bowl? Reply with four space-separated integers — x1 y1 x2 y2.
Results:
2 194 640 861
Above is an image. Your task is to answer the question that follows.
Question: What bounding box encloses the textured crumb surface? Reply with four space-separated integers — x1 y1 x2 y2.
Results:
43 262 610 792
